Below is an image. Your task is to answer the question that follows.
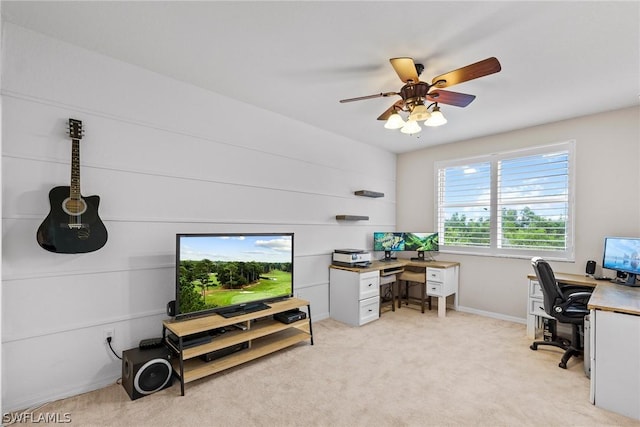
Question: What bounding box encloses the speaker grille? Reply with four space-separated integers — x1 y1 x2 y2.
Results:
134 358 172 395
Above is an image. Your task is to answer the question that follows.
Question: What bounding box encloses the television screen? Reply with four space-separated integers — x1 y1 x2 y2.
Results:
602 237 640 276
373 232 405 251
175 233 294 319
404 232 439 252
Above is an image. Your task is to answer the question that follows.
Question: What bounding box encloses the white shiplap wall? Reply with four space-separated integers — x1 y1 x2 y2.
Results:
1 23 396 411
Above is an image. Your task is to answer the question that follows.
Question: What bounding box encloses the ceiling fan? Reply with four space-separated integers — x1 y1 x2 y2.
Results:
339 56 501 134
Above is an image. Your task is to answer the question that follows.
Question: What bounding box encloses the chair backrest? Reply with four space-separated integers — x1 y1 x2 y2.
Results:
531 257 564 316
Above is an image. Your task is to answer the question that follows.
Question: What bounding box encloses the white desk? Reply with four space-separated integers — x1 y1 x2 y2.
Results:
588 283 640 420
526 273 640 420
330 260 459 326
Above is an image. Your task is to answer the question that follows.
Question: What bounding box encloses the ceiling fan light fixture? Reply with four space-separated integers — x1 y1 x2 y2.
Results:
408 103 431 121
400 119 421 134
424 105 447 127
384 112 406 129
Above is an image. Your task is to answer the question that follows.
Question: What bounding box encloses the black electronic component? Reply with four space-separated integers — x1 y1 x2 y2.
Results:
139 337 163 349
274 309 307 324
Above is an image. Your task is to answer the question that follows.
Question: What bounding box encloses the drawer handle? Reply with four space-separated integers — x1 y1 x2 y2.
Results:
368 283 373 287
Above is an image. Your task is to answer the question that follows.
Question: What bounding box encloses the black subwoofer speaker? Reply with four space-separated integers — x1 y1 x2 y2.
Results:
122 346 173 400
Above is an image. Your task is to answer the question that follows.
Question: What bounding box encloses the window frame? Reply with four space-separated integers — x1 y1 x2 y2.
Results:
434 141 575 261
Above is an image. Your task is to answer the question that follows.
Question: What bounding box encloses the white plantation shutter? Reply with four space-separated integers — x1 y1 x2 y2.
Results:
436 141 575 260
437 161 491 248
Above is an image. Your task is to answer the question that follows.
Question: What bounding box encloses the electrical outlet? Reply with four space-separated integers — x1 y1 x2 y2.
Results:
103 328 115 343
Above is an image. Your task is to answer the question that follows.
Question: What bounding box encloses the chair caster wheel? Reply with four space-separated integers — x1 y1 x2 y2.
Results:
530 344 537 350
559 361 567 369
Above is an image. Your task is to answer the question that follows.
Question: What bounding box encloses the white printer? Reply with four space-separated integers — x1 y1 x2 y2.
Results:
332 249 372 267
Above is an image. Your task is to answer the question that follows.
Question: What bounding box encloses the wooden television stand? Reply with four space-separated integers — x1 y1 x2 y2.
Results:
162 297 313 395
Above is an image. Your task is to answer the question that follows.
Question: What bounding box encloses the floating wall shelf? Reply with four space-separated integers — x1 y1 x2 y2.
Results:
354 190 384 198
336 215 369 221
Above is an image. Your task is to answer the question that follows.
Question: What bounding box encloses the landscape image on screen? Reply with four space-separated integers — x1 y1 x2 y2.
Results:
404 232 439 252
603 237 640 275
177 234 293 316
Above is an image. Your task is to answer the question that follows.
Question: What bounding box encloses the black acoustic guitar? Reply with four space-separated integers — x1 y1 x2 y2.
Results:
37 119 108 253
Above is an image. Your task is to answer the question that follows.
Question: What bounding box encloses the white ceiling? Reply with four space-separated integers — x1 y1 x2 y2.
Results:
2 1 639 153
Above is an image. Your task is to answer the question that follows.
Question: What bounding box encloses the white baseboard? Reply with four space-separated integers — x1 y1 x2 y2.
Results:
4 375 119 414
455 305 526 325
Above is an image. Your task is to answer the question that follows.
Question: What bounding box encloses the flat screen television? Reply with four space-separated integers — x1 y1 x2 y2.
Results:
602 236 640 287
175 233 294 319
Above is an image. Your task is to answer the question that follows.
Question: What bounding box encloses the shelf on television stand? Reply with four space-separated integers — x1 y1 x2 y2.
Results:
162 297 314 396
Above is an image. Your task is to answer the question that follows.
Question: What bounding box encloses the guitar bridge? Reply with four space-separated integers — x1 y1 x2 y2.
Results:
64 223 89 229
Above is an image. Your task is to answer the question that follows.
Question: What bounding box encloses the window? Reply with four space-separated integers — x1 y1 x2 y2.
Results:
436 141 575 260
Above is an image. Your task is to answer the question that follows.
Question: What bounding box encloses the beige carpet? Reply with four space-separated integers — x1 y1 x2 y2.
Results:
10 307 638 426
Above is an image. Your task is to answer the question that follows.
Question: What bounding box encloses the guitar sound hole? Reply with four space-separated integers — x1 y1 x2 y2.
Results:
62 197 87 216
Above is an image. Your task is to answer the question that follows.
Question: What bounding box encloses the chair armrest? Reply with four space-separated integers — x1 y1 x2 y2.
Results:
565 291 592 305
559 284 594 294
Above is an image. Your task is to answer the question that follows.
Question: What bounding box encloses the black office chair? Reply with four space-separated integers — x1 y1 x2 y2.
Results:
529 257 593 369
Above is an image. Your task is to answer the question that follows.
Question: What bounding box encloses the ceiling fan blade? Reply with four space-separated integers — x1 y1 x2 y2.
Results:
339 92 398 103
390 57 420 83
427 90 476 107
377 101 405 121
431 57 501 88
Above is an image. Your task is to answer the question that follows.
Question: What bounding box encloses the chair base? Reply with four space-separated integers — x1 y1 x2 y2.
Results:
530 323 584 369
530 340 582 369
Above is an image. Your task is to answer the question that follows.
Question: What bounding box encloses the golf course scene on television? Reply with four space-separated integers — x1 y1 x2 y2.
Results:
177 234 293 315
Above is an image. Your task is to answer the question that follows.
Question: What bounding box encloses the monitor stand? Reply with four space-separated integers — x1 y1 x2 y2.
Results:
615 273 640 287
411 251 434 262
379 251 397 262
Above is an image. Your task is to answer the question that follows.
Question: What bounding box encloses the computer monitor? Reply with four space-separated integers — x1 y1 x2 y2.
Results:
404 232 439 261
373 232 405 261
602 237 640 287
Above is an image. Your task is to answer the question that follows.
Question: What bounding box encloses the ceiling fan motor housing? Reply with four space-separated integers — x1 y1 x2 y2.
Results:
400 82 431 111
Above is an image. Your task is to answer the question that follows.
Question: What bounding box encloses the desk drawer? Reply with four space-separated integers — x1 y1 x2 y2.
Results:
529 298 552 318
426 268 443 283
359 297 379 325
530 280 543 299
427 282 443 296
359 272 380 300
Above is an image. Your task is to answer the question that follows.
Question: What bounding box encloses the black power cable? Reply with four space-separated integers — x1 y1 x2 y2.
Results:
106 336 122 360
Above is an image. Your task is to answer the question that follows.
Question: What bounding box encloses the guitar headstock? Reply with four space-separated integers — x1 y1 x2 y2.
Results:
68 118 84 140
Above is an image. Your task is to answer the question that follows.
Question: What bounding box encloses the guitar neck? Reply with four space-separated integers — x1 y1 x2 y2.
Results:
70 138 81 200
67 118 84 200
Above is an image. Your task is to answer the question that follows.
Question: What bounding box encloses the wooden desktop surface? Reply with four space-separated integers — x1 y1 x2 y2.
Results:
527 272 599 287
527 272 640 316
330 259 460 273
588 282 640 315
